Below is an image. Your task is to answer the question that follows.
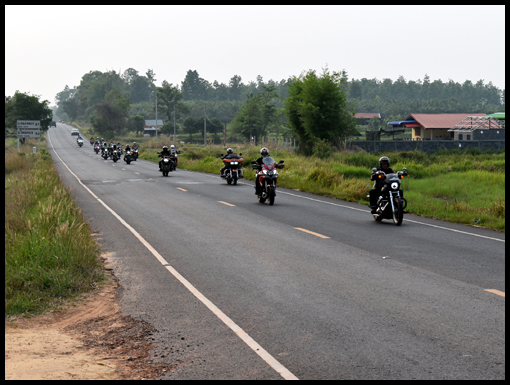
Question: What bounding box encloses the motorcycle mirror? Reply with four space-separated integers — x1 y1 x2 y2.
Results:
250 161 256 164
372 167 377 172
220 154 224 157
279 160 284 163
239 153 242 156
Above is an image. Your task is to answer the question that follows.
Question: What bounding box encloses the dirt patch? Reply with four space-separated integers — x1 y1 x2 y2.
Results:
5 269 174 380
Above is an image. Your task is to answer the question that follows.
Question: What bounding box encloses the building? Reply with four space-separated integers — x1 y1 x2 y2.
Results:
354 113 381 126
143 119 164 137
448 116 505 141
388 113 486 140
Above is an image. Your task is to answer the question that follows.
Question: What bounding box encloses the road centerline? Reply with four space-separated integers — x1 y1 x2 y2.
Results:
294 227 330 239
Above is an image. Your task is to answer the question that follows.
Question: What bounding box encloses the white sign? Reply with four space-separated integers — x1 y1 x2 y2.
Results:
17 120 40 129
17 120 41 138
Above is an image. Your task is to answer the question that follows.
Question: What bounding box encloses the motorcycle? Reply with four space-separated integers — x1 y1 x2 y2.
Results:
101 148 108 159
77 138 83 147
124 150 133 164
90 138 94 145
220 152 243 185
251 157 285 205
94 144 100 154
112 149 119 162
132 148 139 161
159 155 175 176
369 167 408 226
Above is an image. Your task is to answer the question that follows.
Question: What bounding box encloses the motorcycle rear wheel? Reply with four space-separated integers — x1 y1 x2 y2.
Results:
393 196 403 226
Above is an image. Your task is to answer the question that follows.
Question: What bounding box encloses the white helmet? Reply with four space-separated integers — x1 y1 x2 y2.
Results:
170 145 175 148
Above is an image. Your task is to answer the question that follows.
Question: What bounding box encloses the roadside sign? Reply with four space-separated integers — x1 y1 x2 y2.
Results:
17 120 41 138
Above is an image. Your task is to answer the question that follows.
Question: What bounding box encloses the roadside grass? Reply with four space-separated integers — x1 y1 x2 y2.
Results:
5 144 105 319
138 140 504 232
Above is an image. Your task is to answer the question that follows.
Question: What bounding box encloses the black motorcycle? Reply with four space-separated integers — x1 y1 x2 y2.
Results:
370 167 408 226
132 148 139 161
251 157 284 205
124 149 133 164
102 147 109 159
111 149 119 162
160 154 174 177
220 152 243 185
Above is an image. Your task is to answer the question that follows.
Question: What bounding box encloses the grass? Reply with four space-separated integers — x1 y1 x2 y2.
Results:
137 139 505 232
5 142 106 319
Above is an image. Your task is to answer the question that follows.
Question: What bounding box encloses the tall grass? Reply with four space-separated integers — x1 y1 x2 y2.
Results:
137 141 504 232
5 145 105 318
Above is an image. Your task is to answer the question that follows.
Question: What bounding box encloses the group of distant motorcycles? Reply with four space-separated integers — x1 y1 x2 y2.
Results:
84 137 140 165
78 136 408 223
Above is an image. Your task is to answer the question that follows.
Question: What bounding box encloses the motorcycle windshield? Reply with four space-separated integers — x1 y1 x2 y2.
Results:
262 157 276 170
385 173 399 181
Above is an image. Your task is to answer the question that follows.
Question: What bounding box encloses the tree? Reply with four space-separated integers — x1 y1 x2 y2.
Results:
284 67 356 155
90 89 131 136
157 82 189 122
182 117 203 142
5 92 53 136
230 94 263 141
181 70 210 100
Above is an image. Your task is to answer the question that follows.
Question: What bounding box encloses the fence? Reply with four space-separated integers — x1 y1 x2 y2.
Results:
253 136 297 149
345 139 505 153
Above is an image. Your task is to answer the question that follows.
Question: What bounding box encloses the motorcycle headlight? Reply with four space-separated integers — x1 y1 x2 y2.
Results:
164 158 169 162
230 161 238 165
391 182 399 190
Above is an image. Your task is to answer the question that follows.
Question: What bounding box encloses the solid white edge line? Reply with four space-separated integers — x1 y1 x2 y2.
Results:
47 129 299 380
277 191 504 243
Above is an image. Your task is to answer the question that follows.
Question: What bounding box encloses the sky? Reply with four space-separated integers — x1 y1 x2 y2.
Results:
5 5 506 105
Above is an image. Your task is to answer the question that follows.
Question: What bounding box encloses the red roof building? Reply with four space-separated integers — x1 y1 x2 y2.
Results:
389 113 486 140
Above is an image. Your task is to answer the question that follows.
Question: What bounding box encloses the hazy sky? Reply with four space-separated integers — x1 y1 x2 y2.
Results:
5 5 505 105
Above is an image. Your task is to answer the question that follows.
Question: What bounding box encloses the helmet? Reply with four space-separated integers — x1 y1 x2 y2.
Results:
170 145 175 149
227 147 233 154
163 146 168 150
133 142 136 145
379 156 390 168
260 147 269 157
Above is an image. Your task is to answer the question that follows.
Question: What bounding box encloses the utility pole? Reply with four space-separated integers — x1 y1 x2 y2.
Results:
204 108 207 147
155 91 158 141
173 105 176 143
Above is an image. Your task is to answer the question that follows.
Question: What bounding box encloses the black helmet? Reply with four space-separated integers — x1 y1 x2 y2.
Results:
379 156 390 168
260 147 269 157
163 146 168 150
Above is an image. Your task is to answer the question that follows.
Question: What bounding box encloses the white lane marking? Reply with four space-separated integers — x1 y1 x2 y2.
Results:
277 191 504 243
47 130 298 380
139 169 505 243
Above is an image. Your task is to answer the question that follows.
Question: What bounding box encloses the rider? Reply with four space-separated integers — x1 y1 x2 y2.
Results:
123 143 131 160
170 144 178 168
220 147 234 177
253 147 270 195
132 142 139 150
158 145 171 170
369 156 396 214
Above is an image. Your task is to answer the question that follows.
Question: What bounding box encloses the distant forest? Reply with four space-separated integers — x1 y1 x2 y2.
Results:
53 68 505 138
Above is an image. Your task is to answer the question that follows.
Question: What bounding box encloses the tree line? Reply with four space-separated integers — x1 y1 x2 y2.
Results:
6 67 504 155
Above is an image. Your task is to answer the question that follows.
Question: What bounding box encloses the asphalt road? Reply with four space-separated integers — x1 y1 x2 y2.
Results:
46 124 505 380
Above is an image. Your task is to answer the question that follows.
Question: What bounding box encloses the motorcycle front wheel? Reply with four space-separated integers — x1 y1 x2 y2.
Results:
393 196 403 226
269 186 275 205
